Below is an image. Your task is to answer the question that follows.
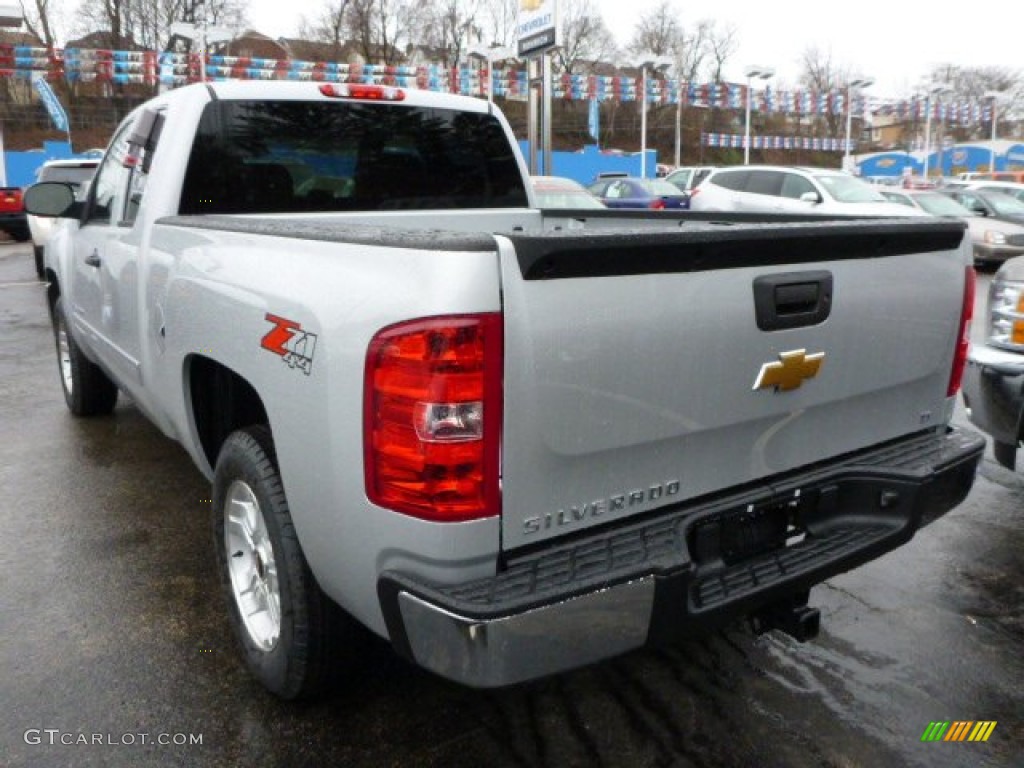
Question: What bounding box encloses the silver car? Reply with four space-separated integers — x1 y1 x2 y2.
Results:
689 165 924 217
880 188 1024 268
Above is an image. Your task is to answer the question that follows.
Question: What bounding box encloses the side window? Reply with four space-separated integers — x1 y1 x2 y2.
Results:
746 170 783 196
606 181 624 199
712 171 749 191
886 195 914 208
86 120 136 225
780 174 817 199
692 169 712 187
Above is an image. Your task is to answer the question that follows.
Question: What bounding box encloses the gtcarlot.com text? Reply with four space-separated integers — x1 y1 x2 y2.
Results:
24 729 203 747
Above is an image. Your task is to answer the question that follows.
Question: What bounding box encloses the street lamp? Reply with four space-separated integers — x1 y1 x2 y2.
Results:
637 56 672 178
984 90 1007 174
844 77 874 169
922 84 953 179
744 66 774 165
468 44 516 104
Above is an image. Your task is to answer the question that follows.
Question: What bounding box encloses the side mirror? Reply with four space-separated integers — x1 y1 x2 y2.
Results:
24 182 81 218
799 191 822 204
970 205 988 216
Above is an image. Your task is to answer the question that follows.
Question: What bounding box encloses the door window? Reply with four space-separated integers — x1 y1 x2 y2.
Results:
780 174 817 199
85 120 136 225
711 170 749 191
745 170 784 196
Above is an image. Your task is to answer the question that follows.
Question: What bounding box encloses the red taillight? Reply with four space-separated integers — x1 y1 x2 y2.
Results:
319 83 405 101
649 198 666 210
947 265 975 397
364 314 502 522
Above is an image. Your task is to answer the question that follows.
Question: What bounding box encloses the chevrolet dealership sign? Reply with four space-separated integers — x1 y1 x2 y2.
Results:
517 0 558 58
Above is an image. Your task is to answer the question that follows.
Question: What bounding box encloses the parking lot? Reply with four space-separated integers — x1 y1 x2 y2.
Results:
0 238 1020 768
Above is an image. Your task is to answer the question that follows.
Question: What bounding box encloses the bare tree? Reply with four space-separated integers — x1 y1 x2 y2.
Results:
74 0 131 47
628 0 684 58
419 0 483 67
798 45 848 138
19 0 60 49
71 0 246 50
477 0 515 49
921 63 1021 105
298 0 352 56
554 0 617 75
704 21 736 84
919 63 1023 141
675 18 711 84
347 0 423 65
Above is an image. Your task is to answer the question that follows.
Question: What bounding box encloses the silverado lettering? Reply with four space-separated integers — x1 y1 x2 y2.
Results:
524 480 683 534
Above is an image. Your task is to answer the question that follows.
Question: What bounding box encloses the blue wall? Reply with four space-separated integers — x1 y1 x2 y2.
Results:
2 141 97 187
518 143 657 183
8 140 660 188
858 143 1024 178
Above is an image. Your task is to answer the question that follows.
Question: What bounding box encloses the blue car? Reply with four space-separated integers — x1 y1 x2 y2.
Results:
587 176 689 210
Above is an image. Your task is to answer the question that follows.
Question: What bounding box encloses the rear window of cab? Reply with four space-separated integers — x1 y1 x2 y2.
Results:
179 100 529 214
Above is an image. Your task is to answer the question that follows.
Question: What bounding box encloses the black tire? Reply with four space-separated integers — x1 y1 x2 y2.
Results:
33 244 44 278
213 426 349 699
993 440 1017 471
52 297 118 416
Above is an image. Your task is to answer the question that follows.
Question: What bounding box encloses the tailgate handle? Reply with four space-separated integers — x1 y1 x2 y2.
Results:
753 271 833 331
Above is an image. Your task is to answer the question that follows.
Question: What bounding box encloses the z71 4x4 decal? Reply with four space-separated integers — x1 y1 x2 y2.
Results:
260 313 318 375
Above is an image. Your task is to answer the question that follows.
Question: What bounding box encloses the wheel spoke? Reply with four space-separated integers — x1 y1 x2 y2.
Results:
222 479 282 651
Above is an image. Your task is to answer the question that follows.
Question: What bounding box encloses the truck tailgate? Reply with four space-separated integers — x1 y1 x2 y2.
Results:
497 219 970 551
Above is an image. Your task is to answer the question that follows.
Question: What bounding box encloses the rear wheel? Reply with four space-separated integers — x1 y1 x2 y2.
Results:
213 426 351 699
52 297 118 416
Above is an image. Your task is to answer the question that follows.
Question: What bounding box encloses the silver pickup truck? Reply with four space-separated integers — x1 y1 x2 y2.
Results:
26 81 984 700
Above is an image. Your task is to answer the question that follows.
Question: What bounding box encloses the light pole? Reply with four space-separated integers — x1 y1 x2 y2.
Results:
468 44 515 104
922 85 952 179
637 56 672 178
744 66 774 165
844 77 874 170
984 91 1006 174
674 63 682 168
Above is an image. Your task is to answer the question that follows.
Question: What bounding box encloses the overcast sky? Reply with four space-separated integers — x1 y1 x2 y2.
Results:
241 0 1015 99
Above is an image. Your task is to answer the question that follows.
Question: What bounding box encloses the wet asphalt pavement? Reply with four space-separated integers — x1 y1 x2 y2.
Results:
0 239 1021 768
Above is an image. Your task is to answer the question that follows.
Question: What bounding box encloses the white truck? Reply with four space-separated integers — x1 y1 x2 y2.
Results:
26 81 984 700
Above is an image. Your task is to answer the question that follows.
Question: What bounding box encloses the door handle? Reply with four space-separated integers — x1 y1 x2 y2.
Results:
85 250 101 268
753 271 833 331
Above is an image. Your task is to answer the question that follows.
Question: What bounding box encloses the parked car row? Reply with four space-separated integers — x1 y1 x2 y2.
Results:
880 188 1024 267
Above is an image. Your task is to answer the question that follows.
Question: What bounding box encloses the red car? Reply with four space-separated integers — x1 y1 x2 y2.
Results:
0 186 29 242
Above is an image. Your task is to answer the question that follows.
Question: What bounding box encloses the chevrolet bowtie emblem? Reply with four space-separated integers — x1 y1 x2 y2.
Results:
753 349 825 392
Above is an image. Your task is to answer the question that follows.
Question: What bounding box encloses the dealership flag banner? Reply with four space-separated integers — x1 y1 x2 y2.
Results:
32 75 69 133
